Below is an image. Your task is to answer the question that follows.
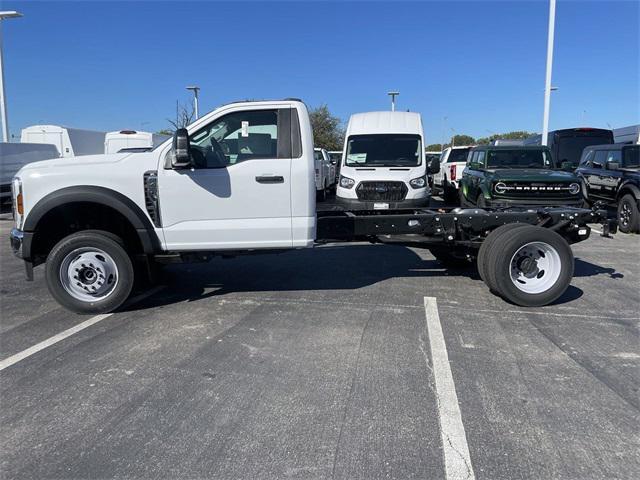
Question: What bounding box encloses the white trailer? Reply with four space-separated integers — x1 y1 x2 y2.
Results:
104 130 170 154
613 125 640 145
20 125 106 158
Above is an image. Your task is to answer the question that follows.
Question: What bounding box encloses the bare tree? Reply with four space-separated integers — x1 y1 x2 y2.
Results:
166 101 196 132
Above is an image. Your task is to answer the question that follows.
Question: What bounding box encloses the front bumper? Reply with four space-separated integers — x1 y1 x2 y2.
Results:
335 196 430 210
10 228 25 258
485 197 584 208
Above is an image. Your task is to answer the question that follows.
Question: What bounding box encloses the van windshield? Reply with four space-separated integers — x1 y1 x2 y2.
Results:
487 149 554 169
345 134 421 167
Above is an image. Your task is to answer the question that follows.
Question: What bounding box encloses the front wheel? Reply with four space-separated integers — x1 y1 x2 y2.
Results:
617 194 640 233
45 231 134 314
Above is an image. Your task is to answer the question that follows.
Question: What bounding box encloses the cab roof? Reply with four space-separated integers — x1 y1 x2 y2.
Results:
346 111 423 136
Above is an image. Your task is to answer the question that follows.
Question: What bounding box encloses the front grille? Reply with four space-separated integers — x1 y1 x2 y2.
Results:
356 181 407 201
495 182 576 198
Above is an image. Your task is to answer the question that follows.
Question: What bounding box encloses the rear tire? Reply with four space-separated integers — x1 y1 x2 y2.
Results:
477 223 530 285
617 194 640 233
485 225 574 307
45 231 134 314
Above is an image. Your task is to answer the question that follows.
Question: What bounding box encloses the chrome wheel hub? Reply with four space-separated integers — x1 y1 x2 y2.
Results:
60 248 119 302
509 242 561 294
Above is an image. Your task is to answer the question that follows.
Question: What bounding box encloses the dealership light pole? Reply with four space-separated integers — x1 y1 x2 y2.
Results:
186 85 200 119
387 91 399 112
0 10 23 143
541 0 556 146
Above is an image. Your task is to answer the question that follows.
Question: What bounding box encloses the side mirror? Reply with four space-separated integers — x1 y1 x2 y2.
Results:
427 157 440 174
171 128 192 168
561 161 574 171
607 161 620 170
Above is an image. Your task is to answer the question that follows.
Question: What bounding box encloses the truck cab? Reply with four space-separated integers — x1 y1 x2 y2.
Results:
336 111 431 210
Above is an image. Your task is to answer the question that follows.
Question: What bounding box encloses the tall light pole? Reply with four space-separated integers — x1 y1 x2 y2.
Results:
387 91 399 112
186 85 200 119
541 0 556 146
0 10 23 143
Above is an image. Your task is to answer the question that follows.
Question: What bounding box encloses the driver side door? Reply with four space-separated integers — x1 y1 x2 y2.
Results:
159 106 293 250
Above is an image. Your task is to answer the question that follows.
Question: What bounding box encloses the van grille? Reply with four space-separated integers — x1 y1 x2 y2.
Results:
356 181 407 201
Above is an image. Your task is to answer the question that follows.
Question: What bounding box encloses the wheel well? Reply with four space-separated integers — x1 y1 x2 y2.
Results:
31 202 143 264
618 186 639 201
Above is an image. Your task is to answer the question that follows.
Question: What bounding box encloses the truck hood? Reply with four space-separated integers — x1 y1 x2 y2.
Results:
18 152 133 171
486 168 578 182
340 165 424 183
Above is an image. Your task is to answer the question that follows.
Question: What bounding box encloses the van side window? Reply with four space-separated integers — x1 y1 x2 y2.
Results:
593 150 607 168
189 109 279 168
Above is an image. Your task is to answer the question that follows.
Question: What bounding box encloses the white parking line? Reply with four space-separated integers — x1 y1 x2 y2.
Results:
591 228 603 234
424 296 476 480
0 286 164 372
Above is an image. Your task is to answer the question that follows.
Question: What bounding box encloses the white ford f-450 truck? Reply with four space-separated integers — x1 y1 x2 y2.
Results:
10 99 612 314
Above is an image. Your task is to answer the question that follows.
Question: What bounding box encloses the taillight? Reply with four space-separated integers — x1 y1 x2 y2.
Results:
450 164 457 181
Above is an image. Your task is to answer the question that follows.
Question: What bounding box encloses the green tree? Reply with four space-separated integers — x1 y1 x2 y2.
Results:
309 105 344 151
426 143 443 151
477 130 536 145
450 134 475 146
156 129 173 136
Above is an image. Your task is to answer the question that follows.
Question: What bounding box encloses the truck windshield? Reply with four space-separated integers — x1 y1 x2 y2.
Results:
345 134 421 167
487 149 553 169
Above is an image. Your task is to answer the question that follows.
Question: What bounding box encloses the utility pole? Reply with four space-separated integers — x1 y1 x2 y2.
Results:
387 91 399 112
186 86 200 119
541 0 556 146
0 10 23 143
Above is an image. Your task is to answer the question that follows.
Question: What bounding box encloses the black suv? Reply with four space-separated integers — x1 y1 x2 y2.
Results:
576 144 640 233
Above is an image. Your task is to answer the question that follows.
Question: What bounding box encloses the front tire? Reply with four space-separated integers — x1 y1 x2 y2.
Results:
45 231 134 314
443 184 458 205
617 194 640 233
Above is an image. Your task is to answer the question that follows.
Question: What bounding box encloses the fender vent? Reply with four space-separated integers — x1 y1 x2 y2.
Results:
144 171 161 227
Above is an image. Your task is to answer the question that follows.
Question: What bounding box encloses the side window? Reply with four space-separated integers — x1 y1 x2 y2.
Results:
189 109 279 168
593 150 607 168
606 150 622 163
467 151 478 166
476 151 486 168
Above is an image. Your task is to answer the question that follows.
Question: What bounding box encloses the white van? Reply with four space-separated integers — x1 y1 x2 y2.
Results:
20 125 106 158
104 130 170 154
336 111 432 209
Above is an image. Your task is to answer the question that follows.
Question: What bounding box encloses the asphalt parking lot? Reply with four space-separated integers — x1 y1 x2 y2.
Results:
1 205 639 480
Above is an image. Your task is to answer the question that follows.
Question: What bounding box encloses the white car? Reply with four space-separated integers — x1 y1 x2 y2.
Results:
313 147 335 200
336 111 438 210
432 146 473 204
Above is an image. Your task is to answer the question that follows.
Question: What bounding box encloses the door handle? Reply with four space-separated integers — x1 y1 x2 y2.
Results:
255 175 284 184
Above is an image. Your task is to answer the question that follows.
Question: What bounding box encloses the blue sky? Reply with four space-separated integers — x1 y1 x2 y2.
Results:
3 0 638 145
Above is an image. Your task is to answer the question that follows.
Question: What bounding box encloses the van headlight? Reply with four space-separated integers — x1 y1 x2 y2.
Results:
339 175 355 189
11 177 24 229
569 183 580 195
409 176 426 189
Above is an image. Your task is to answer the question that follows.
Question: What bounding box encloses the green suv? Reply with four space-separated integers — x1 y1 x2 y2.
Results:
459 145 583 208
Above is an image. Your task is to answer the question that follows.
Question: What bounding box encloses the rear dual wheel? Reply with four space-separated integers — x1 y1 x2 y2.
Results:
478 225 574 307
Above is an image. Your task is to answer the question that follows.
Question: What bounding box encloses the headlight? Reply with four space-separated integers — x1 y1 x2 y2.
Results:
11 177 24 229
409 176 426 189
339 175 355 189
494 182 507 194
569 183 580 195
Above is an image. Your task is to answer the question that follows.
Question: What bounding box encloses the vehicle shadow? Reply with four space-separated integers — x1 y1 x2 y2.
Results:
121 247 618 313
122 244 461 311
573 258 624 279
